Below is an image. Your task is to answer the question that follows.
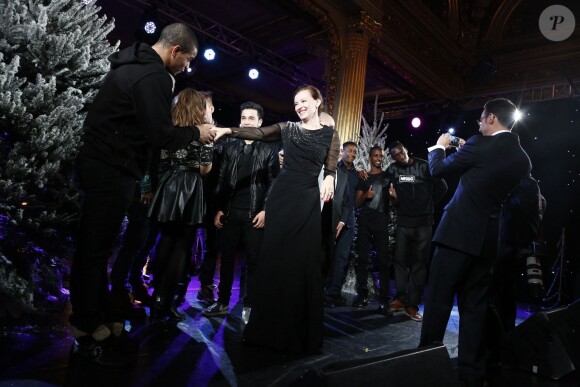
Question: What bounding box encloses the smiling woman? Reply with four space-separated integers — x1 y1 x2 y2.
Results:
211 85 340 354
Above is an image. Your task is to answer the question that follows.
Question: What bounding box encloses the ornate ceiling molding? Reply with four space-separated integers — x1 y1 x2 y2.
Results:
377 6 465 99
484 0 523 43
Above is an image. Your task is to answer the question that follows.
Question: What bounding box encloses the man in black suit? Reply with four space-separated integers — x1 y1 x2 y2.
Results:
325 142 359 306
419 98 531 387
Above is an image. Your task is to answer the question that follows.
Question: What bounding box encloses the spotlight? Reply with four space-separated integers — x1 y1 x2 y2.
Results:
144 21 157 34
248 68 259 80
448 127 456 135
411 117 421 128
513 109 523 122
204 49 216 61
185 63 197 76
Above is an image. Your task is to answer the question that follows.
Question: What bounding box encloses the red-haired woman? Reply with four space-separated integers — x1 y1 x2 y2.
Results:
212 85 340 354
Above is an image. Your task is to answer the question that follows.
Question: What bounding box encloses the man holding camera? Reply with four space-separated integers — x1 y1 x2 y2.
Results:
419 98 531 387
202 102 279 321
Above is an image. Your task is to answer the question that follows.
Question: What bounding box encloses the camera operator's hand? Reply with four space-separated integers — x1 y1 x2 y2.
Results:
436 133 452 148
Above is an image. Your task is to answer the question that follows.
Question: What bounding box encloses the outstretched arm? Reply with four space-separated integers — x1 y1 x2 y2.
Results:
212 123 285 142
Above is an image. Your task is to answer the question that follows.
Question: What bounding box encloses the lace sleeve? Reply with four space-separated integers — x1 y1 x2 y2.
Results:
231 122 285 142
323 129 340 178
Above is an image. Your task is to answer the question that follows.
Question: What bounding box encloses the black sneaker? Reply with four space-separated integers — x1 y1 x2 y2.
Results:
202 302 229 317
352 295 368 307
324 293 346 307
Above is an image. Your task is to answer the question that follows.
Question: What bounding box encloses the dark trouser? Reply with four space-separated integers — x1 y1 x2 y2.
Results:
485 244 519 359
109 185 151 292
69 156 136 333
217 208 263 306
198 203 220 288
488 244 518 333
420 219 499 385
153 223 197 305
130 220 159 285
392 225 432 307
320 201 334 284
355 211 391 301
326 223 354 296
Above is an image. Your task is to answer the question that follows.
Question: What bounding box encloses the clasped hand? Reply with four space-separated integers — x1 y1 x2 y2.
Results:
210 127 231 142
194 125 232 144
196 124 216 144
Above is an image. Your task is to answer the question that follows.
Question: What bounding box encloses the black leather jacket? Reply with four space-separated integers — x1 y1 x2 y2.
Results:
216 139 280 218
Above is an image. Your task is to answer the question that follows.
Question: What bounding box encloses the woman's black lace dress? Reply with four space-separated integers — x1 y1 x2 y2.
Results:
232 121 340 353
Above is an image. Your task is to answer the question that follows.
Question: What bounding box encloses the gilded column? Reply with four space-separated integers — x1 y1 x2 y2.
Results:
335 12 381 142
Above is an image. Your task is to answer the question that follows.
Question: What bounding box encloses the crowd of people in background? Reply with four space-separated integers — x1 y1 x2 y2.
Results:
68 22 538 387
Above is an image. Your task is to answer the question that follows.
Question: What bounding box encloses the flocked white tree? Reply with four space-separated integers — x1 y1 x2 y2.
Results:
353 95 392 171
0 0 117 317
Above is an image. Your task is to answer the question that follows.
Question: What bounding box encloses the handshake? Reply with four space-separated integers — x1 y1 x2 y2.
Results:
196 124 232 144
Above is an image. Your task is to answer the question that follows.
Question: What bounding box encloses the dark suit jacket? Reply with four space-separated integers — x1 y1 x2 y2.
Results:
429 132 531 256
331 165 350 232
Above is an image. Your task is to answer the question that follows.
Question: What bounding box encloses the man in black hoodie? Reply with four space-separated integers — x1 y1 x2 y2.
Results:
69 23 213 368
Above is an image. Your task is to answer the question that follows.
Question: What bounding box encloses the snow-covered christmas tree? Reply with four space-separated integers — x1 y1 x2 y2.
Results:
354 95 392 171
0 0 117 318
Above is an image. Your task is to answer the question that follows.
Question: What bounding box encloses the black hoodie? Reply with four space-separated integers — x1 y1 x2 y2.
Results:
79 42 200 179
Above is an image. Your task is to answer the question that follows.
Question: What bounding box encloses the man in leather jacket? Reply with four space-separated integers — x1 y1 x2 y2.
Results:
202 102 280 321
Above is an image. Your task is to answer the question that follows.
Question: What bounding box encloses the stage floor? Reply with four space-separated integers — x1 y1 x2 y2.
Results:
0 281 577 387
